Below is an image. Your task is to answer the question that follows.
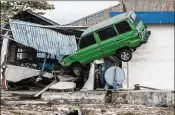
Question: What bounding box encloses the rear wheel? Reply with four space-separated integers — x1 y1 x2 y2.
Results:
117 49 132 62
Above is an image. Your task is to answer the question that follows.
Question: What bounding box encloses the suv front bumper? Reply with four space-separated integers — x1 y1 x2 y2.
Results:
142 31 151 44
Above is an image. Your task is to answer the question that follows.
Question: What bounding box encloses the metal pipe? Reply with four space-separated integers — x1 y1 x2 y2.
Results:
34 79 57 97
40 53 48 76
134 84 160 90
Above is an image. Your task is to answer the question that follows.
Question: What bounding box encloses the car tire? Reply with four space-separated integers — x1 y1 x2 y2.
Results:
71 63 82 76
117 49 132 62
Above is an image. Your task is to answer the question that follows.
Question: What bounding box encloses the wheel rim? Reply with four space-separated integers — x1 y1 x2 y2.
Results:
73 67 81 76
121 52 130 61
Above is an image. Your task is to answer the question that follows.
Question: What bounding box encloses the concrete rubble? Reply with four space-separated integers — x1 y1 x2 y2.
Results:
1 90 174 115
1 103 174 115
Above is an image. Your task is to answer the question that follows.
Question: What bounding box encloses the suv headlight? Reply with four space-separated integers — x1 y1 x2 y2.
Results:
61 61 65 66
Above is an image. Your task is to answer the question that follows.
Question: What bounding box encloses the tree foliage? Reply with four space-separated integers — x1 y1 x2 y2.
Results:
1 1 55 22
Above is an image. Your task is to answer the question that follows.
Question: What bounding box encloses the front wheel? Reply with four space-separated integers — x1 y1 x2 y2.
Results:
117 49 132 62
71 63 83 76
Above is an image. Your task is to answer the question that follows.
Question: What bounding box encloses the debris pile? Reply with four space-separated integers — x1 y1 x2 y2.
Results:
1 101 174 115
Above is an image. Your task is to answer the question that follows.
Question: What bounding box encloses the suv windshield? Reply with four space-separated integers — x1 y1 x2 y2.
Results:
130 13 140 27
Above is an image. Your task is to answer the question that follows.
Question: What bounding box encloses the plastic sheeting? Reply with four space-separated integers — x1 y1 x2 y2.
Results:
9 19 77 61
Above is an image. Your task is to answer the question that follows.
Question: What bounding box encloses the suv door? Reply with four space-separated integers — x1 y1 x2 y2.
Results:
114 20 139 48
77 33 102 64
96 26 118 57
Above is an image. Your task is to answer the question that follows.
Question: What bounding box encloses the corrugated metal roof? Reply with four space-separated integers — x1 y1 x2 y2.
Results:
9 19 77 61
13 9 60 25
26 10 60 25
81 12 131 36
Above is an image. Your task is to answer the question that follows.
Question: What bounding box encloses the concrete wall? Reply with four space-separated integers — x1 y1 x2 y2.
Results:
112 90 173 106
120 0 174 11
2 90 174 107
128 25 174 90
66 2 122 26
67 0 174 26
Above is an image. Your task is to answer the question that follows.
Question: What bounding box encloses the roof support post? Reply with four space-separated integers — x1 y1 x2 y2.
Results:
0 37 9 89
36 53 48 82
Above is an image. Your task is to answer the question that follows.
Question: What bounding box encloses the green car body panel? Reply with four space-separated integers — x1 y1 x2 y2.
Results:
61 11 150 66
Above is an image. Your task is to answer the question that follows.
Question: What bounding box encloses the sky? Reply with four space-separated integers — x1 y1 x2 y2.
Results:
43 1 119 25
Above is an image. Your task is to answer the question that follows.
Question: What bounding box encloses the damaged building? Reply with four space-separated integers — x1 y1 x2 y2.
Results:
1 10 88 90
1 1 174 115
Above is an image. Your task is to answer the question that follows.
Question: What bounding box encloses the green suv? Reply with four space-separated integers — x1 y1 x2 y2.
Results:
61 11 150 76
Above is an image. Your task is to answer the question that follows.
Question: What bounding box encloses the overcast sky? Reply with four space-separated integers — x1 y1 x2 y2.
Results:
43 1 119 25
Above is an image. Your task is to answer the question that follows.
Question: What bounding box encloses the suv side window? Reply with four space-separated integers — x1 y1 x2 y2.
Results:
97 26 117 41
115 21 131 34
79 34 96 49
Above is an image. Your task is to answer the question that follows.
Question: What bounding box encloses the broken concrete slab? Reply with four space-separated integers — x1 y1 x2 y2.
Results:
111 90 173 107
5 65 53 82
41 91 106 104
49 82 76 91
